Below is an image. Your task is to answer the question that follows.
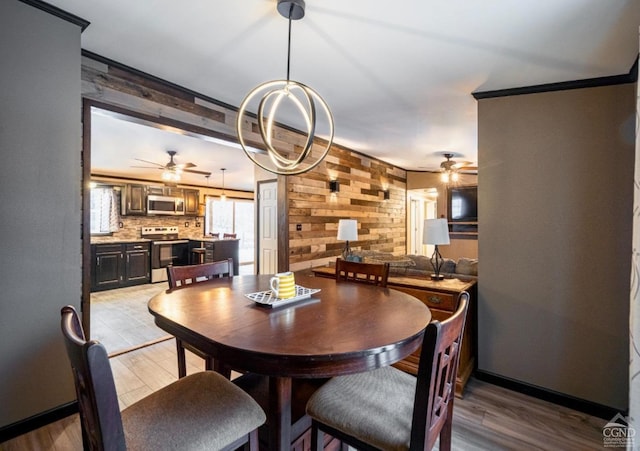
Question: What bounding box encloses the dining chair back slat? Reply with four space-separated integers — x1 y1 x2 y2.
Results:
167 258 234 289
335 258 390 287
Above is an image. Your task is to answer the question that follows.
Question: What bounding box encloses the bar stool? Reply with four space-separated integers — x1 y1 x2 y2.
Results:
191 247 206 264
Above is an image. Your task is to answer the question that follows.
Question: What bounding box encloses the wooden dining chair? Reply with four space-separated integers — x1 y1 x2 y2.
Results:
335 257 390 287
60 305 265 451
223 232 237 239
166 258 234 378
306 292 470 451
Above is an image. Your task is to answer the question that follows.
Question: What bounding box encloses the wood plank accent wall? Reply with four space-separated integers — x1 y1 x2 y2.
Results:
288 151 406 271
80 53 407 271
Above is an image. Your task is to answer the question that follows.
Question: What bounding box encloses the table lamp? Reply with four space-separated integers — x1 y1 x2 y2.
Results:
337 219 358 261
423 218 450 280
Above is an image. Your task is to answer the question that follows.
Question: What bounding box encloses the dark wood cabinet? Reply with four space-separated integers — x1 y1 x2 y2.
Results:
124 242 150 284
184 189 199 216
122 184 146 215
93 244 123 291
91 242 150 291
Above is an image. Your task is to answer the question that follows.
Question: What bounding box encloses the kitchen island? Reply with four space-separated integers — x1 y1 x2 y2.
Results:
188 238 240 274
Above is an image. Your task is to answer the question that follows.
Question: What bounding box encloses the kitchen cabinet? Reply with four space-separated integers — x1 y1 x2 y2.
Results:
92 244 123 291
184 189 199 216
121 184 146 215
124 242 150 284
91 241 150 291
164 186 184 197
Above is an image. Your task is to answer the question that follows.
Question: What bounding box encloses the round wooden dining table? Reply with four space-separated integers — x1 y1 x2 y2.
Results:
148 273 431 450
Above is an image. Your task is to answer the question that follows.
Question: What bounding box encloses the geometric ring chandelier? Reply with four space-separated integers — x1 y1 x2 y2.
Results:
236 0 334 176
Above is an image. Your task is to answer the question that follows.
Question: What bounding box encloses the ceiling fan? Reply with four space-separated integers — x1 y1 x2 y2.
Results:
439 153 477 183
133 150 211 181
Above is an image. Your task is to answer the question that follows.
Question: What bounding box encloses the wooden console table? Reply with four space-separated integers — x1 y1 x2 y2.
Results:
311 265 477 397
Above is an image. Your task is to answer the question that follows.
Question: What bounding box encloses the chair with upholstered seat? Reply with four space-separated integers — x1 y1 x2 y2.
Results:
166 258 234 378
60 305 265 451
306 292 469 451
335 257 390 287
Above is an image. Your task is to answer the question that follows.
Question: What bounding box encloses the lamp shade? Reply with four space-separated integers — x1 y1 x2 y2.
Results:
337 219 358 241
423 218 450 245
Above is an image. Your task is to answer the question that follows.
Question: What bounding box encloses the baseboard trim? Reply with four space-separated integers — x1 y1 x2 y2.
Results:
0 401 78 444
474 370 624 420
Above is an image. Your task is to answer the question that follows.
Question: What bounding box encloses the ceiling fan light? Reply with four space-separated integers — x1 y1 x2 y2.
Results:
451 171 459 182
162 170 180 182
441 172 449 183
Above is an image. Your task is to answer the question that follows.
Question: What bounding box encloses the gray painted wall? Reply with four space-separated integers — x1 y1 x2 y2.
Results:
0 1 82 427
477 83 635 410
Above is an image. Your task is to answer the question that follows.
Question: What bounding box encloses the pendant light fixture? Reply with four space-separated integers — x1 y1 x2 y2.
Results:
220 168 227 202
236 0 334 175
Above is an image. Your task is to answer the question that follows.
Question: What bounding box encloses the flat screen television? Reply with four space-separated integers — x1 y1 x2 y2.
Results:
447 186 478 222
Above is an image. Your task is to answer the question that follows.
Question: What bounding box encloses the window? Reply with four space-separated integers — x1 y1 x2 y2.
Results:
206 198 254 264
90 186 120 234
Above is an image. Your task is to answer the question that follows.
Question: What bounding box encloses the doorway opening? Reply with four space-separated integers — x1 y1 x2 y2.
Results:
407 188 439 256
83 100 257 355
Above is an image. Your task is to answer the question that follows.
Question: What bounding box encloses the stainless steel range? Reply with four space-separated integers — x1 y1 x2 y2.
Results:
142 226 190 283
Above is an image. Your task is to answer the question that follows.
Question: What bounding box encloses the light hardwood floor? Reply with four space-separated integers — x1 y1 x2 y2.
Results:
92 262 254 356
2 338 607 451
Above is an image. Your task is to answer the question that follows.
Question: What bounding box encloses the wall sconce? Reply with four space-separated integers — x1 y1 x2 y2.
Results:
329 180 340 193
383 190 390 200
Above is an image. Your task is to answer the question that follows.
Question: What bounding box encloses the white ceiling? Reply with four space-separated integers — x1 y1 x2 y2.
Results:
90 108 257 191
49 0 639 189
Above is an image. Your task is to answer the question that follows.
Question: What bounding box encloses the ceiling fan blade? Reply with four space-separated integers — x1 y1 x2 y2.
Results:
134 158 164 167
183 168 212 176
130 165 164 169
452 160 473 168
176 162 196 169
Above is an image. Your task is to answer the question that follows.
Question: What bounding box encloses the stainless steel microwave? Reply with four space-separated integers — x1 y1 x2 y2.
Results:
147 195 185 215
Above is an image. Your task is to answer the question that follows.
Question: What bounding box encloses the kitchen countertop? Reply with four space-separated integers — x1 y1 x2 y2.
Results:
91 237 240 244
91 237 151 244
190 237 240 242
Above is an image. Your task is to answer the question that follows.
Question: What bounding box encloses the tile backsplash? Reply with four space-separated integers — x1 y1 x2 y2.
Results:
91 215 207 242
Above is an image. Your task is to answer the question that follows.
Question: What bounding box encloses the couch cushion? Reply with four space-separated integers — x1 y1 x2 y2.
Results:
406 255 456 274
456 258 478 276
352 250 393 258
363 255 416 268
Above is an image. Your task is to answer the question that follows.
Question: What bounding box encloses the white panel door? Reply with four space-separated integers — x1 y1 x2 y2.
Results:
258 181 278 275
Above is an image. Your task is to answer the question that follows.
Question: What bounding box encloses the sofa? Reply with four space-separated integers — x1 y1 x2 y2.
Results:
351 250 478 280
